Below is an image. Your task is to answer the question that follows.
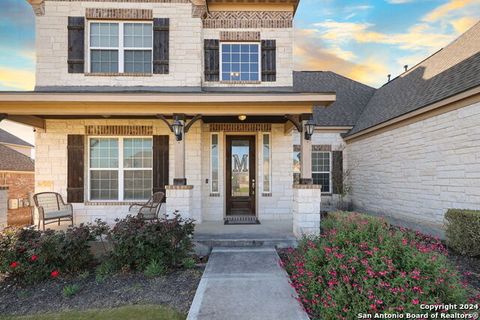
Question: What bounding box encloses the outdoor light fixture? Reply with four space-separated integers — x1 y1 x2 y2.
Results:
171 118 183 141
304 120 315 140
238 115 247 121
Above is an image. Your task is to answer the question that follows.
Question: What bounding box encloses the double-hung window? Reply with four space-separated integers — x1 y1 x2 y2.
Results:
89 22 153 74
89 137 153 201
220 43 260 81
312 151 331 193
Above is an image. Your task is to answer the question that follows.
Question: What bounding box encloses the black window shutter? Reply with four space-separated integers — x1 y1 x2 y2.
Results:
332 151 343 195
67 135 85 203
153 135 169 202
153 18 169 74
67 17 85 74
261 40 276 82
204 39 219 81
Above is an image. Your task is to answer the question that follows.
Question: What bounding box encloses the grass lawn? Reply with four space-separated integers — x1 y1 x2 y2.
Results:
0 305 185 320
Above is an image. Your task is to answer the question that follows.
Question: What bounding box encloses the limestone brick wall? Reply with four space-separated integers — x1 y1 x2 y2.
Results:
346 101 480 228
36 1 202 88
34 119 203 224
292 186 321 237
166 187 193 220
202 28 293 87
0 187 7 230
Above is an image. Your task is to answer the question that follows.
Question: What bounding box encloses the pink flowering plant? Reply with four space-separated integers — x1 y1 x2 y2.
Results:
281 212 472 319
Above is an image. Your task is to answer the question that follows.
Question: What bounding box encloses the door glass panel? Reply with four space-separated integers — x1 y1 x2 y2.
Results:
231 139 249 197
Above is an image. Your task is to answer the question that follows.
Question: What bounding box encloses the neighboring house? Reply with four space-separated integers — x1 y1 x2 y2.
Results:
0 0 478 236
0 128 34 158
0 141 35 227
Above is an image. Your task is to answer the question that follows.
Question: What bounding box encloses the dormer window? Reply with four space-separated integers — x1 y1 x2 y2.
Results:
89 22 153 74
220 43 260 81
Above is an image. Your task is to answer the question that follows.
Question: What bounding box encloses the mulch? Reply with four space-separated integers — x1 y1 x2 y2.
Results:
0 267 204 317
447 249 480 292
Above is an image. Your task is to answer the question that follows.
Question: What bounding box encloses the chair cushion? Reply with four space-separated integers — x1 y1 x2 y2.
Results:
45 210 72 219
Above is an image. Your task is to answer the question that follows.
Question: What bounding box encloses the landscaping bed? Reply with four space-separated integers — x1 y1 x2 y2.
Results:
280 212 480 319
0 268 202 317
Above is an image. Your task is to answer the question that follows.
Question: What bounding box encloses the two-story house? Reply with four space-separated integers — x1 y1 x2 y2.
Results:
0 1 479 237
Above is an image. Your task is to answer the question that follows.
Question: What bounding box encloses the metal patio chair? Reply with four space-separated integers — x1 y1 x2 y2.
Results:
129 191 165 221
33 192 74 231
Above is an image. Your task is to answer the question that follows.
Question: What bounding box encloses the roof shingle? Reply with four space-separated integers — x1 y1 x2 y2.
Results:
0 144 34 172
0 128 34 147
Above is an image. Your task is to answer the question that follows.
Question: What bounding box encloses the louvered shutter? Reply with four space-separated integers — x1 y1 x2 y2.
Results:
153 18 169 74
204 39 220 81
261 40 276 82
332 151 343 195
153 135 169 202
67 17 85 73
67 135 85 203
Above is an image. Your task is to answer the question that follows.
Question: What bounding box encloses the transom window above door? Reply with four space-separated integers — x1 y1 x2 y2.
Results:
89 22 153 74
220 43 260 81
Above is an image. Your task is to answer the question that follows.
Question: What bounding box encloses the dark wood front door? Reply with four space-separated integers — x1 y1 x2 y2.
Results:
226 136 256 216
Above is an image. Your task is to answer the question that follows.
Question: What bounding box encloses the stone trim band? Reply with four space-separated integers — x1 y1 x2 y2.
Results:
86 8 153 20
209 123 271 132
293 144 332 152
85 125 154 136
220 31 261 41
203 11 293 29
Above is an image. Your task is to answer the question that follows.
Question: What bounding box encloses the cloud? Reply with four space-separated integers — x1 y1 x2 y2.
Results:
422 0 476 22
386 0 413 3
450 16 478 33
0 67 35 90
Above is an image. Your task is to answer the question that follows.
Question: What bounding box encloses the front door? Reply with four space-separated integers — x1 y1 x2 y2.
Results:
226 136 256 216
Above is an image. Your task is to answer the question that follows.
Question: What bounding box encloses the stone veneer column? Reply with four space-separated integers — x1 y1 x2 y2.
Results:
165 185 194 220
0 186 8 230
292 184 321 238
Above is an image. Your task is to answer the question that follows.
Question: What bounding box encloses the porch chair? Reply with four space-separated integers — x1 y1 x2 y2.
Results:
129 191 165 221
33 192 74 231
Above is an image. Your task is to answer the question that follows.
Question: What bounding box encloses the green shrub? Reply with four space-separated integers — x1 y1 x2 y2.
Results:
182 257 196 269
63 284 81 298
95 260 116 283
0 225 95 284
144 259 166 277
281 212 469 319
445 209 480 257
106 214 195 272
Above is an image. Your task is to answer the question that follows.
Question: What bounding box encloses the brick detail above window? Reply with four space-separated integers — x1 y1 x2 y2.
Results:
209 123 271 132
293 145 332 152
220 31 261 42
85 8 153 20
85 125 153 136
203 11 293 29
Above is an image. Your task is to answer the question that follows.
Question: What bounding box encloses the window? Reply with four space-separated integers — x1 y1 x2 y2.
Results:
220 43 260 81
312 151 331 193
211 134 219 194
89 22 152 74
292 149 332 193
89 137 153 201
262 134 271 193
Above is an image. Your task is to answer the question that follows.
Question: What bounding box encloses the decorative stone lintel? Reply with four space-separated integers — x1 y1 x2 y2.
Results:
86 8 153 20
293 184 321 189
85 72 153 77
220 31 261 42
27 0 45 16
165 185 194 190
0 186 9 190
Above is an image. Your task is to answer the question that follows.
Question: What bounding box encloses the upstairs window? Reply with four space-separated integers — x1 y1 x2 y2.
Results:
220 43 260 81
89 22 153 74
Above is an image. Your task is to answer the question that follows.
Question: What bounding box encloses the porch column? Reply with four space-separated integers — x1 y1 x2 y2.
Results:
300 119 313 185
173 120 187 185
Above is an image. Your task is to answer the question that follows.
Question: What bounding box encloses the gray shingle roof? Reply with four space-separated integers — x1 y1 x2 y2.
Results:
293 71 375 126
348 21 480 136
0 128 34 147
0 144 34 172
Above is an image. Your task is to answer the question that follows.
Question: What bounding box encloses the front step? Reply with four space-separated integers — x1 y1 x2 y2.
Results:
193 238 297 256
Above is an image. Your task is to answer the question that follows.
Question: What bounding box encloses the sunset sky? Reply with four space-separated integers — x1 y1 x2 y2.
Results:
0 0 479 92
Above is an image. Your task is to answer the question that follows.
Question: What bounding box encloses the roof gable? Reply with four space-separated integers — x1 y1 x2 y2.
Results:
0 144 34 172
0 128 34 148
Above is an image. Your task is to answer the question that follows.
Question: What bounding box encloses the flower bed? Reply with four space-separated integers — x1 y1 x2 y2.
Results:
280 212 479 319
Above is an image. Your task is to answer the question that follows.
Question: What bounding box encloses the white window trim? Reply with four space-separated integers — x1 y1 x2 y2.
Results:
312 151 332 194
219 42 261 82
87 136 153 202
262 133 272 193
210 133 220 194
88 21 153 74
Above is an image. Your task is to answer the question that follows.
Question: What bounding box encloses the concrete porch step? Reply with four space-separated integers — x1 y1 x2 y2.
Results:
194 238 297 255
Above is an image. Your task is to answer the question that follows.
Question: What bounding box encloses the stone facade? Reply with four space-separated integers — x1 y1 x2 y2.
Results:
166 185 194 220
35 1 294 88
0 187 7 230
346 101 480 228
292 185 321 237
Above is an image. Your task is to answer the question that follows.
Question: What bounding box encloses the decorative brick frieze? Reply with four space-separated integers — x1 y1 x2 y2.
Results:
203 11 293 29
165 185 194 190
85 72 153 77
220 31 261 41
86 125 153 136
209 193 221 197
293 184 322 189
293 144 331 152
86 201 136 206
45 0 189 2
209 123 271 132
219 80 261 85
86 8 153 20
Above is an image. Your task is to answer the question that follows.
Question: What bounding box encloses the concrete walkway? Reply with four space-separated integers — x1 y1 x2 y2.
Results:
187 247 309 320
